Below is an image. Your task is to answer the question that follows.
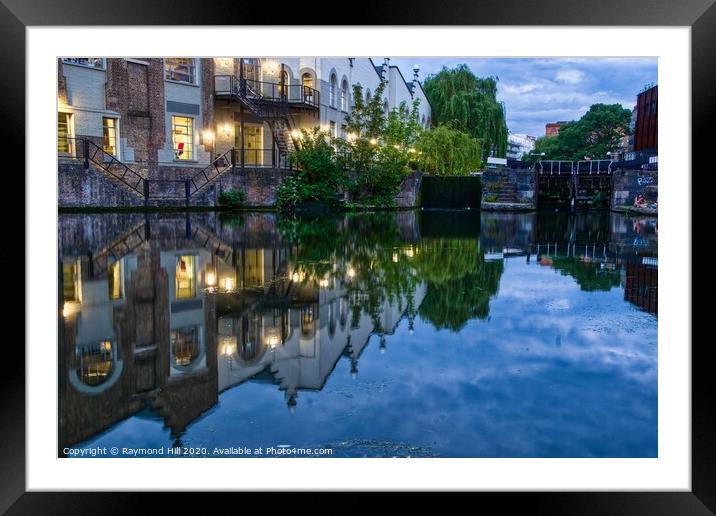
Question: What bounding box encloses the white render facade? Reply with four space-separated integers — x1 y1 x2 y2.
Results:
506 133 537 160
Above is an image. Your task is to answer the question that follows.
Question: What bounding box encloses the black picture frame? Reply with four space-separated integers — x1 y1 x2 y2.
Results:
4 0 710 512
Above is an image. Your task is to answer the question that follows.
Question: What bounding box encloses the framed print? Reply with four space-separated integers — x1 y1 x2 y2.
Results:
4 0 712 511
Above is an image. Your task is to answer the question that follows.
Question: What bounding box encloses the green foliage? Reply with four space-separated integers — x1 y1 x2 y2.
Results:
533 103 632 161
218 188 246 207
277 129 342 211
484 194 498 202
415 124 482 175
336 82 423 205
422 65 508 158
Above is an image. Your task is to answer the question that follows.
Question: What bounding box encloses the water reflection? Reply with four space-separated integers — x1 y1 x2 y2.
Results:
58 210 657 457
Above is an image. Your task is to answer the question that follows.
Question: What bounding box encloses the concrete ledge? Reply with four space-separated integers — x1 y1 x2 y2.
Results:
612 205 658 216
481 202 536 211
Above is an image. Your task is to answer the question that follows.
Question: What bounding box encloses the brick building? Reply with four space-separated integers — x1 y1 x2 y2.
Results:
58 57 432 182
633 84 657 152
545 121 567 138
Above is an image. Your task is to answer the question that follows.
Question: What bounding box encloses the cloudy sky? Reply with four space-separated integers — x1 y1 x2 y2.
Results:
389 58 658 137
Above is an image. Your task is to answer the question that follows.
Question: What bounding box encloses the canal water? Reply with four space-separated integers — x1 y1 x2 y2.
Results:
58 210 657 458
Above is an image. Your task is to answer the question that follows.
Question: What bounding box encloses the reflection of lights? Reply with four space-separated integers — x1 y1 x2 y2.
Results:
62 302 80 318
346 132 357 142
347 266 356 278
292 272 300 283
266 329 280 349
206 271 216 286
290 129 301 139
100 340 112 352
223 277 234 291
392 252 399 263
221 123 231 137
221 337 236 357
369 138 378 146
404 247 414 258
203 129 215 145
319 278 329 288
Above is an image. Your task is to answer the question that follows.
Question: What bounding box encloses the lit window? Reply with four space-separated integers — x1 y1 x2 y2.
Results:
76 341 113 386
108 261 122 300
279 70 289 98
58 112 73 155
62 58 104 69
172 116 193 160
171 327 200 366
102 117 117 156
164 58 196 84
329 121 336 139
176 255 195 299
63 262 78 302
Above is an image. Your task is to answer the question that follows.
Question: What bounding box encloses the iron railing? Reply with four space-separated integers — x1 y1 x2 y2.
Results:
214 75 320 110
189 148 234 194
67 137 146 197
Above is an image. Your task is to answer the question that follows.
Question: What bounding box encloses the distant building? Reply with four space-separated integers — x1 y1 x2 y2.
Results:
545 121 567 138
506 133 537 159
633 84 657 152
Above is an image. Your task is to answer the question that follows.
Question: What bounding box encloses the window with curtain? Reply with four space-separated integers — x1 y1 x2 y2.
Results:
58 112 73 154
330 74 337 107
176 255 196 299
102 117 117 156
164 58 196 84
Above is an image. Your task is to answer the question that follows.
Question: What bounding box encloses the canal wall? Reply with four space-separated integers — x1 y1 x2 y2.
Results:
480 169 537 210
59 161 423 210
610 169 658 214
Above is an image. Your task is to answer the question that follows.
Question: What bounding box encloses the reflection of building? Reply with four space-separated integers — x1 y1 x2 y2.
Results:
216 256 427 410
624 257 658 314
59 222 219 453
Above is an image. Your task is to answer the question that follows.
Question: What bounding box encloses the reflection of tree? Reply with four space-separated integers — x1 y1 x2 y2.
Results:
277 215 505 333
549 257 620 291
414 238 504 331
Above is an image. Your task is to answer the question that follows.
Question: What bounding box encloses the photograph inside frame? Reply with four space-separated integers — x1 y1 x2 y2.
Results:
57 56 658 459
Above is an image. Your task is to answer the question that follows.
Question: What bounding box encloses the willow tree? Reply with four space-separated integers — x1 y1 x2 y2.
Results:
423 65 508 159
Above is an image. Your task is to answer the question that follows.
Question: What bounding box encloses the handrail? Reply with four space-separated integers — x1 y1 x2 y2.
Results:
67 137 145 196
213 75 321 110
189 148 234 195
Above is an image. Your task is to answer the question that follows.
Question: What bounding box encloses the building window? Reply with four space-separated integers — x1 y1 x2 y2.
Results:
62 262 78 302
58 112 73 155
329 121 336 139
172 116 193 160
62 58 104 69
366 89 371 104
302 73 314 102
330 74 337 107
383 100 389 117
176 255 196 299
102 117 117 156
279 70 289 98
76 341 114 387
340 80 348 111
340 124 347 139
108 261 122 300
164 58 196 84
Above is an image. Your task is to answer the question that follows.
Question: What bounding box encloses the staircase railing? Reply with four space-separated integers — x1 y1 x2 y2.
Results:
214 75 320 110
70 137 146 196
189 148 234 195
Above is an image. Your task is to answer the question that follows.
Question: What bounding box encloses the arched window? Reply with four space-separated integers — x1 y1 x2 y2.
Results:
302 73 314 103
383 100 389 116
76 341 114 387
340 79 348 111
279 70 289 98
421 114 426 127
365 89 371 105
330 74 337 107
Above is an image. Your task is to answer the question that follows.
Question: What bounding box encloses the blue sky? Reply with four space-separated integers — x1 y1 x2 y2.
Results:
388 58 658 137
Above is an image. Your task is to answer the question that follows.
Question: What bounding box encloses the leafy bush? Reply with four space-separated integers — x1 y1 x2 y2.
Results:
277 129 343 211
484 194 498 202
218 188 246 207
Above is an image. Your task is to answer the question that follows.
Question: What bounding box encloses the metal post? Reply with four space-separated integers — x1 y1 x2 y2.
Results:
83 139 89 169
143 179 149 207
230 147 236 169
185 179 191 207
240 106 245 169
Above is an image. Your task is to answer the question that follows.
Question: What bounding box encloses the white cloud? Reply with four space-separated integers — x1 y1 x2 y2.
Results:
555 68 585 84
